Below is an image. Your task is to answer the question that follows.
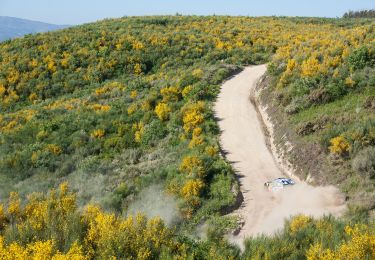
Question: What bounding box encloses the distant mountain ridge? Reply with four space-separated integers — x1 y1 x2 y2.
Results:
0 16 68 41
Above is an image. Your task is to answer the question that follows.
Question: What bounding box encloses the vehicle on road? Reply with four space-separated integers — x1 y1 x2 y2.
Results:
264 178 295 191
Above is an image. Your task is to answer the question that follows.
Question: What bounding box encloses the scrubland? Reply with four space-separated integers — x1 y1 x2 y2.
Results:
0 16 374 258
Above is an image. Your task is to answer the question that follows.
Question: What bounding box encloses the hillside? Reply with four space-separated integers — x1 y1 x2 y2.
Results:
0 16 374 258
0 16 67 41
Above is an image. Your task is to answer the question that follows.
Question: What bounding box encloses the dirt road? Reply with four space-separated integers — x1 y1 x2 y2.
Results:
214 65 345 246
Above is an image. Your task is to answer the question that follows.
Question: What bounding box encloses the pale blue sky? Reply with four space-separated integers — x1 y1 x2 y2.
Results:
0 0 374 25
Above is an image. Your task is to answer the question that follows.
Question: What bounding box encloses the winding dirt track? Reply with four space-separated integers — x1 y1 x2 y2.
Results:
215 65 345 246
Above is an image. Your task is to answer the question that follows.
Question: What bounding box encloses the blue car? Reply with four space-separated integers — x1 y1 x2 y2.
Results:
264 178 295 191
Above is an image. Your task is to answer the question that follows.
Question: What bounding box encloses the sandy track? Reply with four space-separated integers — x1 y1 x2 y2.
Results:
214 65 345 246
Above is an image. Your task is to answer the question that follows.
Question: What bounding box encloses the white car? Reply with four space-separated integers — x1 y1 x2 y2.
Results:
264 178 295 191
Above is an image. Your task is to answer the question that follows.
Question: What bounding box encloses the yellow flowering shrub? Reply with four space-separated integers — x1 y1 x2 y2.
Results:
46 144 63 155
132 40 144 50
337 225 375 259
345 77 355 87
44 55 57 73
0 184 186 259
329 136 351 155
306 224 375 260
134 63 142 74
189 127 204 148
0 205 5 229
28 93 38 102
160 86 180 102
23 193 49 231
301 56 320 77
181 179 204 198
205 145 218 157
306 243 335 260
155 102 171 121
192 68 204 79
127 103 138 115
0 233 84 259
1 89 20 106
1 120 17 133
94 81 125 96
180 178 206 218
0 236 27 259
180 155 205 178
192 127 202 137
133 122 144 142
91 129 105 139
289 214 312 234
286 59 297 72
130 90 138 99
215 40 232 51
0 84 6 97
6 68 20 84
182 85 193 98
181 179 205 211
7 192 20 219
182 102 205 133
16 183 77 235
43 98 82 111
91 104 111 112
29 58 38 68
84 207 179 259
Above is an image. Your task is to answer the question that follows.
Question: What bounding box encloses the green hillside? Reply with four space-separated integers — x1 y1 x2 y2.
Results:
0 16 374 258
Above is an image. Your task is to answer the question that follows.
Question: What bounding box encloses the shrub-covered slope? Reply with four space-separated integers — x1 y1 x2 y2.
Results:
0 184 373 259
0 16 374 258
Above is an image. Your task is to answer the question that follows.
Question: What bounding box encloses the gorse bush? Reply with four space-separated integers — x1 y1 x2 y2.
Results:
329 136 351 156
0 184 184 259
0 185 373 259
243 215 375 260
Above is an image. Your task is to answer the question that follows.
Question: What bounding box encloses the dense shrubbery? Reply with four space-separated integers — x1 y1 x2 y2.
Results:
268 16 374 214
244 215 375 259
0 185 373 259
0 15 374 258
0 184 185 259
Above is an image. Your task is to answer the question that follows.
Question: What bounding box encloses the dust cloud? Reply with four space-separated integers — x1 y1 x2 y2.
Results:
247 183 346 236
127 185 181 227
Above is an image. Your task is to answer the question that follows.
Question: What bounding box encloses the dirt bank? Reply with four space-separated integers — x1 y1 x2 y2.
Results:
214 65 346 248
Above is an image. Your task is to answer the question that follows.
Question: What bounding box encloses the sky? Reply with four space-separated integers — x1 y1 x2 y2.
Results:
0 0 374 25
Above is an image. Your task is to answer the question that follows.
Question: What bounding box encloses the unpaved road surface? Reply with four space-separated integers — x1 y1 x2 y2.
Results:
215 65 345 246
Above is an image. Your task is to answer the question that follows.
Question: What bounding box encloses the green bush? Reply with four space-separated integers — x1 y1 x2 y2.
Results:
352 146 375 178
348 44 375 70
290 77 318 97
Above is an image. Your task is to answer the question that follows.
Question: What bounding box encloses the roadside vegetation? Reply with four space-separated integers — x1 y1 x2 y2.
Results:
0 15 374 258
0 184 373 259
267 18 375 219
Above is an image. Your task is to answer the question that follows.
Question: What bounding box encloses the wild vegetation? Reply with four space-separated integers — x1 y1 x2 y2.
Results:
267 19 375 217
0 15 374 258
0 184 373 259
343 9 375 18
